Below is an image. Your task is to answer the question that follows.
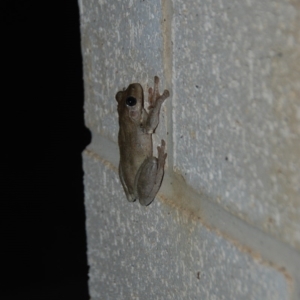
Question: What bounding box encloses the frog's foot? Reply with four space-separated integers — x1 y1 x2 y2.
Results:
148 76 170 110
157 139 167 169
135 140 167 206
127 194 136 202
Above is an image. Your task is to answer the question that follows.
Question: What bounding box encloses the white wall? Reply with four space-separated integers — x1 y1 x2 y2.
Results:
80 0 300 299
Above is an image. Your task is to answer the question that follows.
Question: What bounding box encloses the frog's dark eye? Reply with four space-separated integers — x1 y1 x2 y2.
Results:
126 96 137 106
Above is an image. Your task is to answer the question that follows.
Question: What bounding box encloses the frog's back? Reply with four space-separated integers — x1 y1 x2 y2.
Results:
119 126 152 165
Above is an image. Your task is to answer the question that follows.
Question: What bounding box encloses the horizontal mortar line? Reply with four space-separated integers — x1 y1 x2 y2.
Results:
84 134 300 299
160 173 300 287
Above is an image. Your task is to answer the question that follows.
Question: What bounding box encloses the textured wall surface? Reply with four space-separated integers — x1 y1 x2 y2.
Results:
172 0 300 251
80 0 300 299
84 154 289 300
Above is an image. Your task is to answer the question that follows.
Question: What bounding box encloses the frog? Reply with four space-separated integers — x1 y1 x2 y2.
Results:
115 76 170 206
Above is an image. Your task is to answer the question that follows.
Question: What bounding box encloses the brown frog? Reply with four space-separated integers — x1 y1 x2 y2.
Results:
116 76 170 206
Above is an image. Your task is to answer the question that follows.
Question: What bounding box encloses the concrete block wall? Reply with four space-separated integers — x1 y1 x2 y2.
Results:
79 0 300 299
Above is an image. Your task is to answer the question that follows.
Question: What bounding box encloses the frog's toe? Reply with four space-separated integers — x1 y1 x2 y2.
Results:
126 193 136 202
139 195 155 206
163 89 170 98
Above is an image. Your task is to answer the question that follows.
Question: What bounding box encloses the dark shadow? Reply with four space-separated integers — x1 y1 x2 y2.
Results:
1 1 91 299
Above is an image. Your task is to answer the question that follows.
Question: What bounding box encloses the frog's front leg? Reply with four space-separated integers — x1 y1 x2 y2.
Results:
134 140 167 206
145 76 170 134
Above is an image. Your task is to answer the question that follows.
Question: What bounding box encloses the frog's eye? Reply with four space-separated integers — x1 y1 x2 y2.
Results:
126 96 137 106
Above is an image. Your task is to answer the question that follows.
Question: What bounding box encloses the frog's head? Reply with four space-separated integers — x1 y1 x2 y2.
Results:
116 83 144 123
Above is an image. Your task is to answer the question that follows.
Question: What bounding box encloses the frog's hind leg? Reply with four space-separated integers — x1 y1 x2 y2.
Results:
135 140 167 206
119 164 136 202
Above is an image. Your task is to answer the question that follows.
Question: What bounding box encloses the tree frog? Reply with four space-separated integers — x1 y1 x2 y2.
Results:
116 76 170 206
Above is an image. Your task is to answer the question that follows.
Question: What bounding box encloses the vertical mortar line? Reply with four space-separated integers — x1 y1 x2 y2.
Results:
161 0 174 171
78 0 83 15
